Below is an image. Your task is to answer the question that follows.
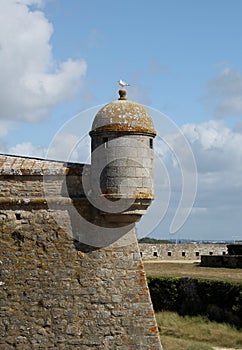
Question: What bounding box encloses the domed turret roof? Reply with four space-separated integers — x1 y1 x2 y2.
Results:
90 90 156 135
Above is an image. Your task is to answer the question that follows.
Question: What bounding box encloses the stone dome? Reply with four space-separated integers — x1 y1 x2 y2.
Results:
90 90 156 136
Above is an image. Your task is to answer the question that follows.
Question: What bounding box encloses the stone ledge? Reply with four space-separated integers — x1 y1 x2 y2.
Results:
0 154 86 176
0 197 88 205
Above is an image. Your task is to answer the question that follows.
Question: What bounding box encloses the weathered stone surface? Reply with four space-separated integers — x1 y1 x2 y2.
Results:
0 154 162 349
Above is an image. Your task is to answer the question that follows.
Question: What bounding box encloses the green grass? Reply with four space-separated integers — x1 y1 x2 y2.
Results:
156 311 242 350
144 261 242 283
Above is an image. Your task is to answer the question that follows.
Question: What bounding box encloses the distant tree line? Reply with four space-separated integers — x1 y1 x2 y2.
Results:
138 237 172 244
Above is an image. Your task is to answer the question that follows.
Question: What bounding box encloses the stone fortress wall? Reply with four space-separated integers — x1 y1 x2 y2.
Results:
139 243 228 260
0 91 163 350
0 154 162 350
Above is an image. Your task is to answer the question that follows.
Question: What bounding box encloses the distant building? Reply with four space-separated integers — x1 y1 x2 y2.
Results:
139 243 227 260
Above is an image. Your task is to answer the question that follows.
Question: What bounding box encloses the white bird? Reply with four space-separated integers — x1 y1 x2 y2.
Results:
118 79 130 88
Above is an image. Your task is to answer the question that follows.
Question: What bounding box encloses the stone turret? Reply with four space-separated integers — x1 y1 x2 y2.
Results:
0 89 163 349
89 89 156 223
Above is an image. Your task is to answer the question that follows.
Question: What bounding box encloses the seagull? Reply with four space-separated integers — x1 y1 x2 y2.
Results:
118 79 130 88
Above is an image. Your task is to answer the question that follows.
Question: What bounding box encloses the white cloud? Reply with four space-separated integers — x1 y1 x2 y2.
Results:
178 120 242 224
46 132 81 161
182 120 242 173
149 119 242 239
6 132 91 162
204 67 242 117
7 141 46 158
0 121 14 138
0 0 87 123
18 0 44 6
4 134 89 163
45 131 90 163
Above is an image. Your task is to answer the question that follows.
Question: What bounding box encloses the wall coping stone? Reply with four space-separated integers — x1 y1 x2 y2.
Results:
0 154 86 176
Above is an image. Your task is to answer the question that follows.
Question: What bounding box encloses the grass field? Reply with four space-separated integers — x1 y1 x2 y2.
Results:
156 311 242 350
144 261 242 349
144 261 242 283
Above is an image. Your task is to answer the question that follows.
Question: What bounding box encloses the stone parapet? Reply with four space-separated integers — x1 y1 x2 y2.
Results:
0 154 84 175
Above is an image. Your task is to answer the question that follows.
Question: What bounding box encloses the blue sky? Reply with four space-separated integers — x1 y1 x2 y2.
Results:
1 0 242 241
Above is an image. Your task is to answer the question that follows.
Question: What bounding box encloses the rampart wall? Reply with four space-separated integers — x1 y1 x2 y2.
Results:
139 243 228 260
0 155 162 350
